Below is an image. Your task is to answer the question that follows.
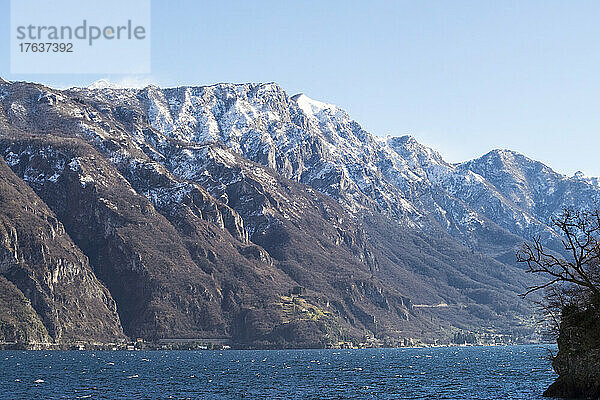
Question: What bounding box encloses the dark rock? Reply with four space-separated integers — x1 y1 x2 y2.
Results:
544 305 600 398
0 155 124 343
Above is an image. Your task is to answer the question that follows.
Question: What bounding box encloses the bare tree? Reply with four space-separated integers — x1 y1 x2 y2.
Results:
517 209 600 303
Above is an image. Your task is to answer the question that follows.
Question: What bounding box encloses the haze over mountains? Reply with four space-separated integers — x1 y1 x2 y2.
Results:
0 79 597 347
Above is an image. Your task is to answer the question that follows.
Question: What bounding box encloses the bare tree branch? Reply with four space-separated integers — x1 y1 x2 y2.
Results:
517 209 600 301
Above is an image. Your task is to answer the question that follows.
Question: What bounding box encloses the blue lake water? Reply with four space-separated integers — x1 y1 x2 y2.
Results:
0 345 557 399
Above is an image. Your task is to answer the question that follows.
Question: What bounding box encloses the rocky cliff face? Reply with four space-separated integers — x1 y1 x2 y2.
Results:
0 154 123 343
0 78 596 347
131 83 597 256
0 276 50 344
544 304 600 398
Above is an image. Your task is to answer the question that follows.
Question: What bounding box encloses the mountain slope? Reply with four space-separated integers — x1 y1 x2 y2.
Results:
0 82 427 346
0 154 124 343
140 84 600 252
2 78 594 346
460 149 600 231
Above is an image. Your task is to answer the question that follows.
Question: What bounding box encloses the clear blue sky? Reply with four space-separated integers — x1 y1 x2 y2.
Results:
1 0 600 176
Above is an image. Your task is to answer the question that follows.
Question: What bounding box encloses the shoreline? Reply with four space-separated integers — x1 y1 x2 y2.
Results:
0 342 555 352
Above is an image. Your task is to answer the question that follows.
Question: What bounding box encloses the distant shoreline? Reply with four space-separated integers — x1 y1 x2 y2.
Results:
0 342 555 351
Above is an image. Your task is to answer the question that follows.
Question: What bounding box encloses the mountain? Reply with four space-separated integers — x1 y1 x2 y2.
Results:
0 152 124 344
460 150 600 234
573 170 600 187
87 79 122 90
0 78 597 348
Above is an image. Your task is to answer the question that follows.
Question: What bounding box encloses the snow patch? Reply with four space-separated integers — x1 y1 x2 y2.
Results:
5 152 20 166
291 93 347 122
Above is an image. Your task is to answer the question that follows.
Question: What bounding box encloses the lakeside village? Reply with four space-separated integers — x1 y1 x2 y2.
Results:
0 289 544 351
0 328 542 351
0 332 542 351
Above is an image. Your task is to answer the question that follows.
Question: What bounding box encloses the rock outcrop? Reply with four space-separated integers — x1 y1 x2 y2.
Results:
544 304 600 398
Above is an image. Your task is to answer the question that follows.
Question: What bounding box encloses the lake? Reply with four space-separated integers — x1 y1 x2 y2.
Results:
0 345 557 399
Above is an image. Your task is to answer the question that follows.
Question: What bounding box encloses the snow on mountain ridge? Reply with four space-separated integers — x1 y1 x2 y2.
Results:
291 93 347 121
460 149 600 234
88 79 122 90
65 81 600 254
573 171 600 187
136 85 543 248
86 77 159 90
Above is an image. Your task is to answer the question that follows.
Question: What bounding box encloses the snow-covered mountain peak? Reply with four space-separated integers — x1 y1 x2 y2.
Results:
37 78 598 254
291 93 347 121
471 149 534 174
87 79 125 90
292 93 336 112
479 149 522 164
387 135 427 151
172 81 285 96
385 135 449 169
470 149 563 185
86 78 160 90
